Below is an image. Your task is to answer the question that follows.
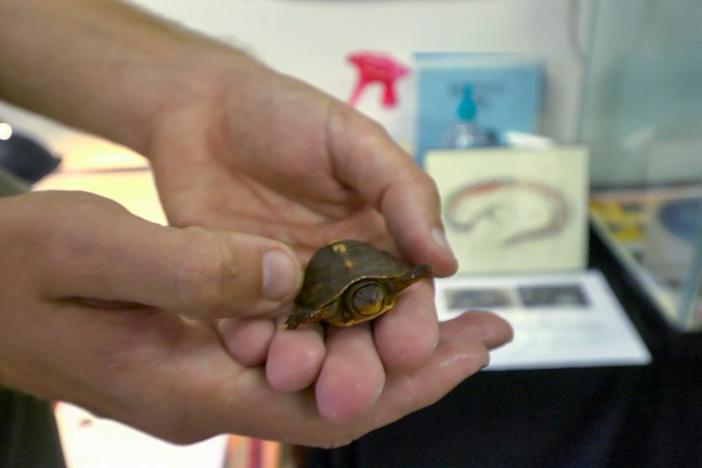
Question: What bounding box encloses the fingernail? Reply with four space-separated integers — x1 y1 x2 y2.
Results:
262 250 299 301
432 227 452 251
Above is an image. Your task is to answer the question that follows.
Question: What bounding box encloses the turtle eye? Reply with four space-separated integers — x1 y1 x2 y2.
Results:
351 283 385 316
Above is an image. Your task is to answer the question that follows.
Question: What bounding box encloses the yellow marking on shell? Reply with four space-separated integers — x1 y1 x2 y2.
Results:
344 259 354 270
332 243 347 254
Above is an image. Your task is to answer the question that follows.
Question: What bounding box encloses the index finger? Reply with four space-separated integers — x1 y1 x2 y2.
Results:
326 109 458 276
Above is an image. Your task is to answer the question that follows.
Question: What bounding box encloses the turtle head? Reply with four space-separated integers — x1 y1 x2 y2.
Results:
344 265 432 323
349 282 388 318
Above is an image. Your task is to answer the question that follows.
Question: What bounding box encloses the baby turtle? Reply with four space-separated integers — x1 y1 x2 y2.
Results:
285 240 431 329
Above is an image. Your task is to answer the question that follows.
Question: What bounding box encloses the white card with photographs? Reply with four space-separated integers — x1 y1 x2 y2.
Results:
436 270 651 370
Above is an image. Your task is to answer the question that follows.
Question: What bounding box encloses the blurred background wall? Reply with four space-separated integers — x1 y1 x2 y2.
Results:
0 0 593 158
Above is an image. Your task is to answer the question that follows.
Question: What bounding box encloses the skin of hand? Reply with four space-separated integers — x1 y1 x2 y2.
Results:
0 0 514 442
145 62 491 422
0 191 512 447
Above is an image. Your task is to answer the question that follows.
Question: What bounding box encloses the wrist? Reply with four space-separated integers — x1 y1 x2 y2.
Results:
111 43 266 155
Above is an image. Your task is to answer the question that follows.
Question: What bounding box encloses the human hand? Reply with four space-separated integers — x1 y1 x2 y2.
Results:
145 59 512 422
0 191 511 446
0 0 509 444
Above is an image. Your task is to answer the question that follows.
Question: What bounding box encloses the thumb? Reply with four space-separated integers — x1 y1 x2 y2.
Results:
33 193 302 319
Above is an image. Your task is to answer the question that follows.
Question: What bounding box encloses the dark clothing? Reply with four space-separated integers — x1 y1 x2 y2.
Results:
0 169 66 467
0 389 65 468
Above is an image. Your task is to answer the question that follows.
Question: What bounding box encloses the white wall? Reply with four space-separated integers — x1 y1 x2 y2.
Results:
0 0 591 156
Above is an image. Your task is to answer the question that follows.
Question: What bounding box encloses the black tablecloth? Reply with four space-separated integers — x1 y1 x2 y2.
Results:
305 228 702 467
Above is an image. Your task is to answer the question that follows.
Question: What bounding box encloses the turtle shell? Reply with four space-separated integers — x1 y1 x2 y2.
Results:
295 240 407 311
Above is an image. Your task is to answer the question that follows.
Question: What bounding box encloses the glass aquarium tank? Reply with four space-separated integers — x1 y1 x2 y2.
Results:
581 0 702 332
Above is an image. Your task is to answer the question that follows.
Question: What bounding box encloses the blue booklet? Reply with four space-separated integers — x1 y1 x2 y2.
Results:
414 53 544 167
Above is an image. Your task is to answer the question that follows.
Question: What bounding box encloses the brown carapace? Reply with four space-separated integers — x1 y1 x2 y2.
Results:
285 240 432 329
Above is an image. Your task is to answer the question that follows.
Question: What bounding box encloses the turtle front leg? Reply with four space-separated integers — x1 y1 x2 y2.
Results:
386 263 432 297
285 303 338 329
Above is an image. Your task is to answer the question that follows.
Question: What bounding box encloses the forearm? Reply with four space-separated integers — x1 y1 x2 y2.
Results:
0 0 257 153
